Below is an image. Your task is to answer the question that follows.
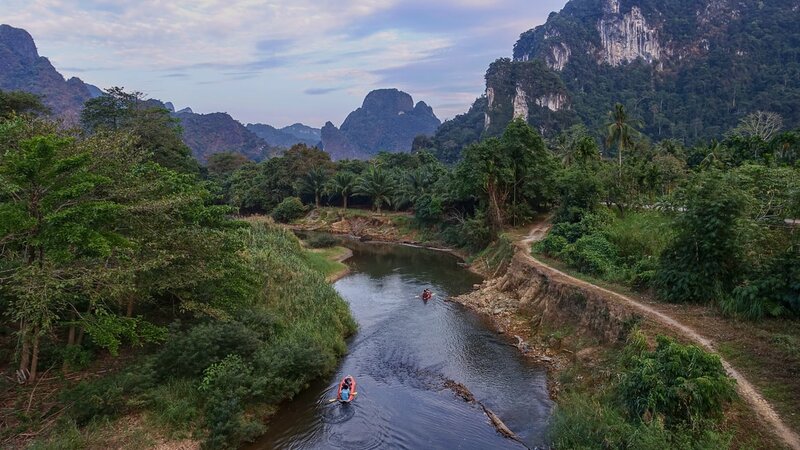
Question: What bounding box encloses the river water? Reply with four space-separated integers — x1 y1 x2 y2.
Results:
251 241 552 449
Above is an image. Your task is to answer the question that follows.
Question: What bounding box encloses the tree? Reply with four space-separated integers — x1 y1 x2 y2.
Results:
605 104 641 169
81 87 197 173
0 134 125 382
455 138 509 230
81 87 142 132
325 171 356 209
731 111 783 142
0 90 49 117
654 171 746 303
296 167 330 208
356 166 396 213
208 152 249 180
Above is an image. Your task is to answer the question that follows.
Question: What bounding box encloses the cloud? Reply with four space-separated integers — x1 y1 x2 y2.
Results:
0 0 569 124
304 87 345 96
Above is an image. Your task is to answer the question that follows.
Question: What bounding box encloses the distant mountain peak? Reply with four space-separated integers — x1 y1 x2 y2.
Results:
321 89 440 160
0 24 92 123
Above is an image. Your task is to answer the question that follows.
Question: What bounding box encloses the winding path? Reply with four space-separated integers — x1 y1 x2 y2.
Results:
519 222 800 450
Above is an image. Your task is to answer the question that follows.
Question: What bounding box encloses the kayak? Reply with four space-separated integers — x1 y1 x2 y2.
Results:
422 291 433 301
336 375 357 403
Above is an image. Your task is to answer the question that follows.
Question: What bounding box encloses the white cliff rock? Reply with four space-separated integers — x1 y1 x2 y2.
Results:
598 3 665 67
513 85 529 121
546 42 571 71
536 93 568 112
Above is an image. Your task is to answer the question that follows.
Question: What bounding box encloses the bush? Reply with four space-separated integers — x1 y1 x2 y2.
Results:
199 355 264 449
61 367 154 425
271 197 306 223
305 234 339 249
442 211 493 251
550 394 732 450
253 334 338 403
154 321 264 380
619 334 736 428
561 234 620 277
535 233 568 256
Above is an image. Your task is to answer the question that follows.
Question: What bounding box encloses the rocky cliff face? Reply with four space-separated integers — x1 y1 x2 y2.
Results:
598 2 665 67
174 111 272 163
321 89 441 160
473 0 800 152
0 24 94 123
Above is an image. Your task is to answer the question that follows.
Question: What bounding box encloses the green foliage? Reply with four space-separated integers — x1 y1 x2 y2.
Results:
61 367 154 426
271 197 306 223
0 89 49 117
198 355 264 449
355 165 397 212
619 334 737 428
561 234 620 278
654 171 746 303
154 321 265 380
81 87 197 173
550 393 733 450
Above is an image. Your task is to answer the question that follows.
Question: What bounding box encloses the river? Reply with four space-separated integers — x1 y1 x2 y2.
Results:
250 240 552 449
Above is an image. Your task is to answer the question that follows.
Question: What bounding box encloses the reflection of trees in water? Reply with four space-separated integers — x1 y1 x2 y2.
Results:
347 242 482 294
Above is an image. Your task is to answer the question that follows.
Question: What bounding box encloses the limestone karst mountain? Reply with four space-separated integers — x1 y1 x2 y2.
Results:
321 89 441 160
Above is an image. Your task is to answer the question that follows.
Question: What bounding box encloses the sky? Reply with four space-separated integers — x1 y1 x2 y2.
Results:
1 0 568 128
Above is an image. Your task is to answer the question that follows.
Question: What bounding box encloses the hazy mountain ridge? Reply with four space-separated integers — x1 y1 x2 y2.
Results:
246 122 321 148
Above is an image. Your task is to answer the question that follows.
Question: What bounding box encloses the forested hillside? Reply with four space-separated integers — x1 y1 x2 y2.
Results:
422 0 800 163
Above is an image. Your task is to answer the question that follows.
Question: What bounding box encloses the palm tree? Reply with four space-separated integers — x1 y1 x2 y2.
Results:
296 167 329 208
325 171 356 209
605 104 640 169
355 166 396 213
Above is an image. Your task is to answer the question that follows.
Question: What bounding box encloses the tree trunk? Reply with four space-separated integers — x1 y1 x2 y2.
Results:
342 195 348 210
126 296 135 317
30 331 40 382
19 320 31 379
315 193 320 208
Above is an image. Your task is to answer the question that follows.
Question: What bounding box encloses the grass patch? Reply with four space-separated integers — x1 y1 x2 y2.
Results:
302 246 350 279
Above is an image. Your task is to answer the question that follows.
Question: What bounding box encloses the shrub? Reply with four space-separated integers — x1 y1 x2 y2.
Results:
271 197 306 223
535 233 568 256
305 234 339 249
154 321 263 380
561 234 620 277
619 334 736 428
252 334 338 403
61 367 154 425
550 394 732 450
199 355 264 449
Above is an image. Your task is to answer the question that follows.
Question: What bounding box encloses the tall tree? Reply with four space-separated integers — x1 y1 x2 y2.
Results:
296 167 330 208
356 166 396 213
325 171 356 209
605 104 640 169
0 133 125 382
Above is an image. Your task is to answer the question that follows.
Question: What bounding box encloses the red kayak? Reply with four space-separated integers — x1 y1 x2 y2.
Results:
422 290 433 301
336 375 357 403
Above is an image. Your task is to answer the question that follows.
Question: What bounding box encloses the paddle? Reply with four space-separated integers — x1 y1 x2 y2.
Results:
327 392 358 403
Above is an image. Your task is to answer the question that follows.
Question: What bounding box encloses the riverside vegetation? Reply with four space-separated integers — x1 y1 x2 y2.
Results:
1 86 798 449
0 90 355 449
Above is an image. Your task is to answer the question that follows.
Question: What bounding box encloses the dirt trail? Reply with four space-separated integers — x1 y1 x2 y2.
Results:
519 221 800 450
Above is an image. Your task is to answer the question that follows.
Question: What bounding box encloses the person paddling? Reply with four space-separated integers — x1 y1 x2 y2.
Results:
422 289 433 301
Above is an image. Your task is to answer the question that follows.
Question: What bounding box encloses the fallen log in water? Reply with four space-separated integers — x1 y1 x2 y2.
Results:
443 380 530 449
